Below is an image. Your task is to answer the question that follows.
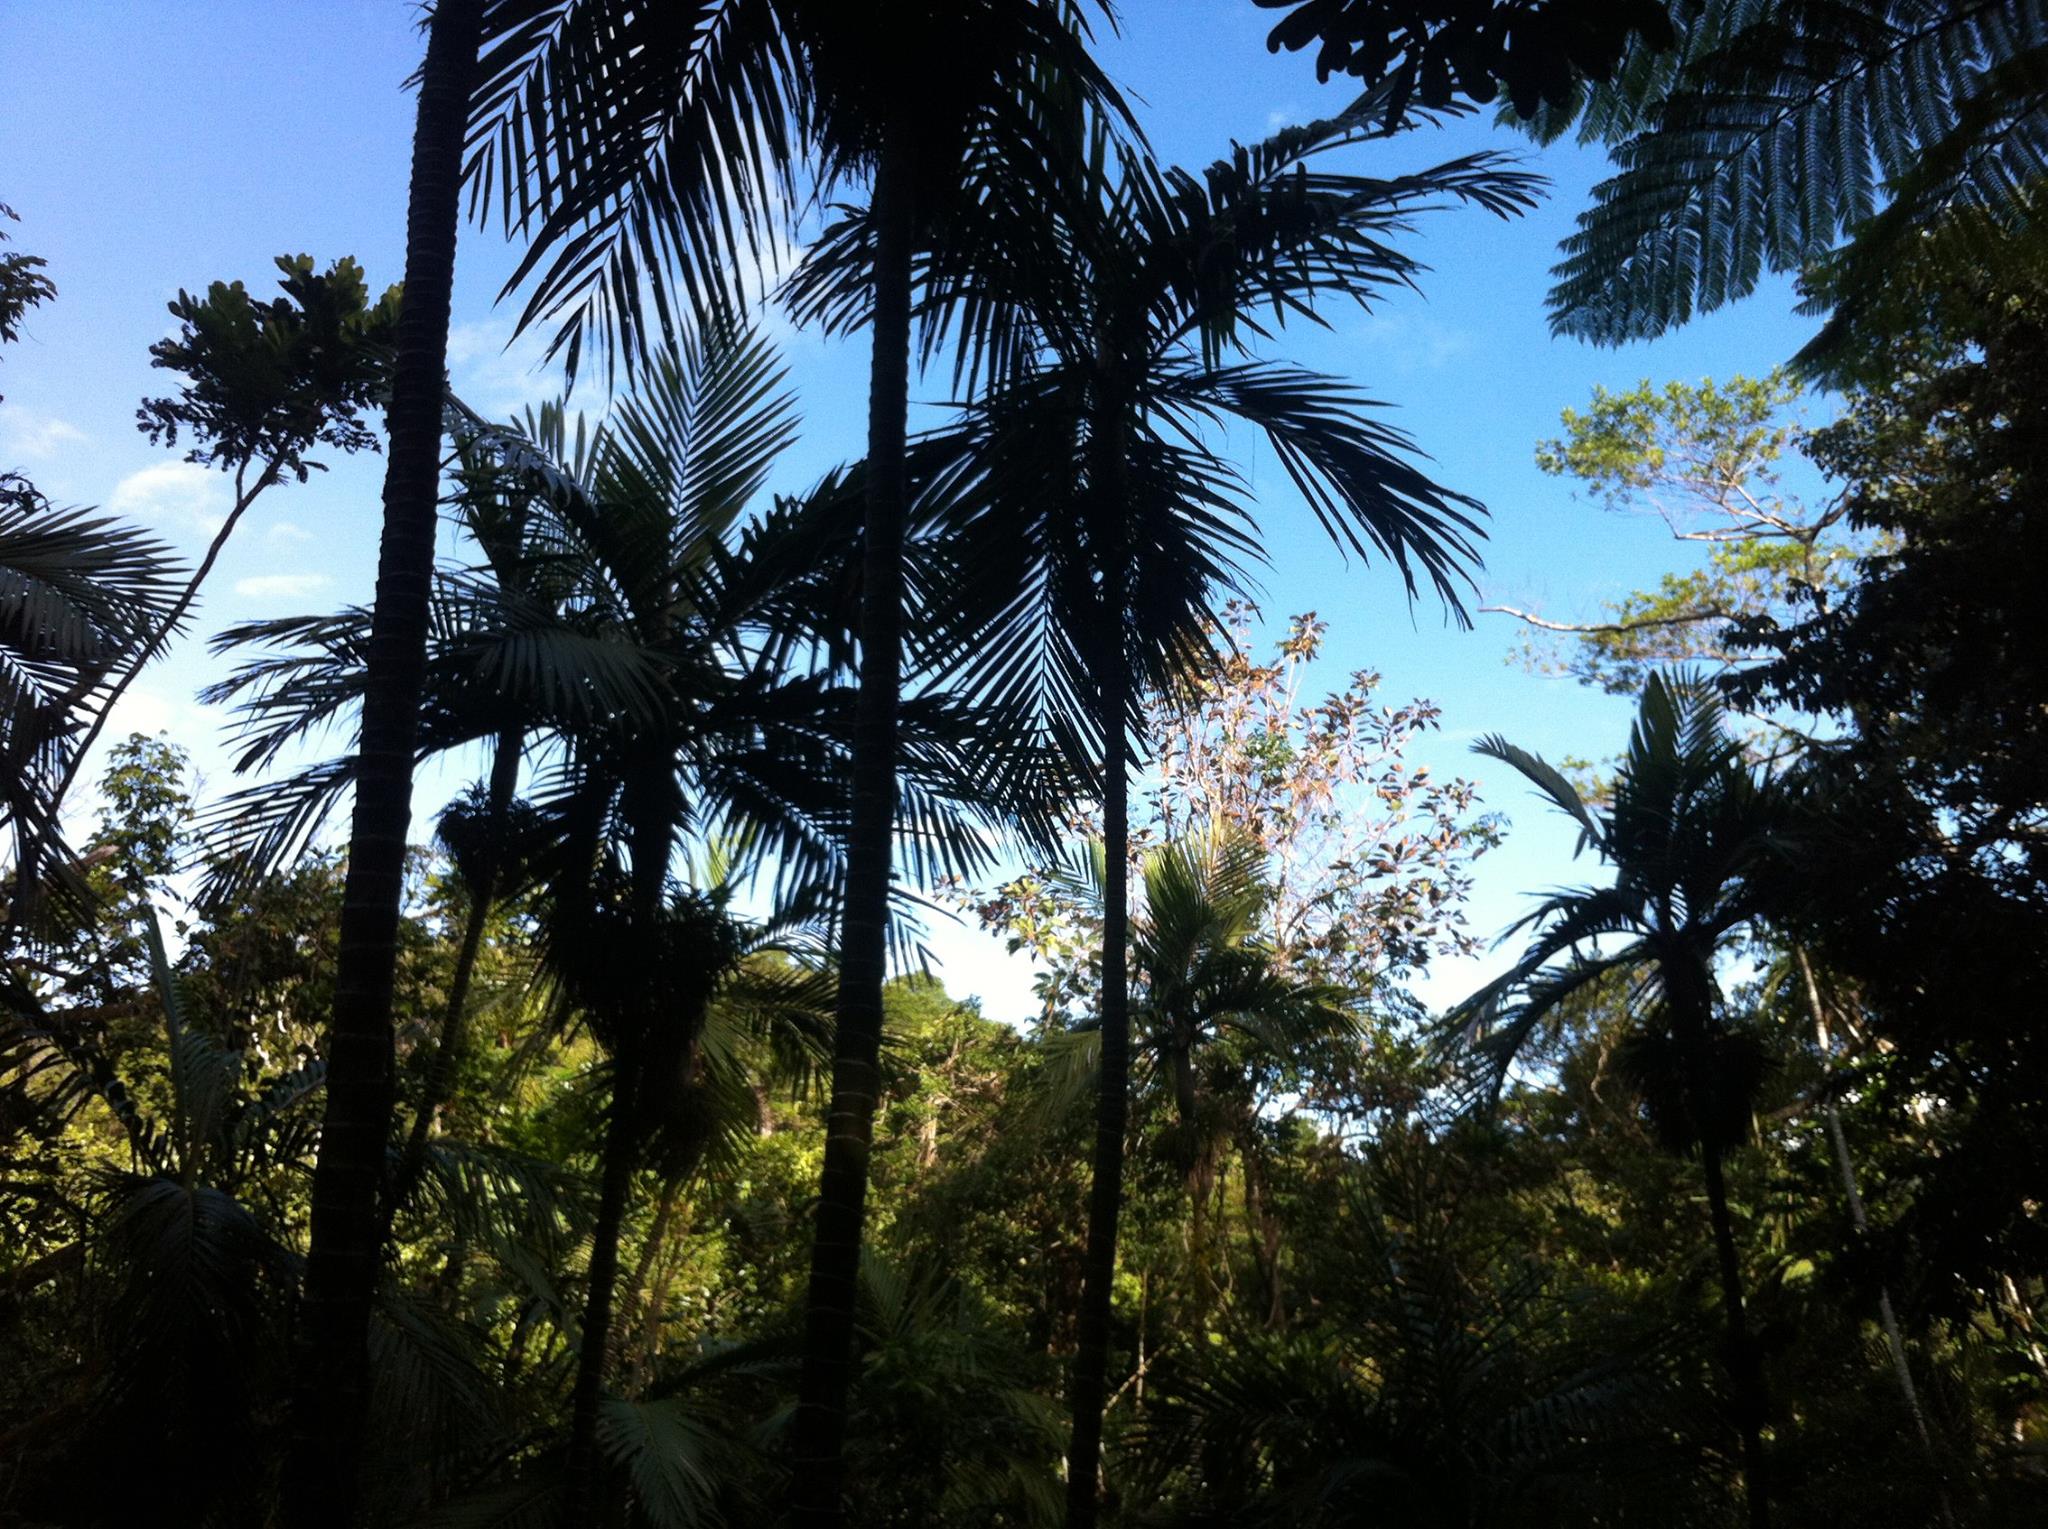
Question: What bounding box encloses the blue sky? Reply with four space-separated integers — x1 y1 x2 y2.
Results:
1 0 1826 1018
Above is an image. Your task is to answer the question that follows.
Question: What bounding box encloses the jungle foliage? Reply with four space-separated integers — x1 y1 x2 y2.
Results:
3 2 2047 1526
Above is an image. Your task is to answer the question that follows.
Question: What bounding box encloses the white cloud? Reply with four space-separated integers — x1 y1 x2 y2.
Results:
108 460 228 534
446 319 565 417
266 520 315 546
1355 310 1474 373
1266 106 1298 133
0 409 87 461
234 572 330 600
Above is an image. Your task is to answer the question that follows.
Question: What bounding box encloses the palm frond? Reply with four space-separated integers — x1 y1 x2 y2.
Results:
468 0 797 383
1170 362 1485 619
1471 733 1603 854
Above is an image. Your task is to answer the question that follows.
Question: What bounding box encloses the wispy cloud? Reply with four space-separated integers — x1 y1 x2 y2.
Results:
1355 311 1475 373
234 572 330 600
265 520 315 546
0 409 86 461
108 460 228 534
446 319 567 418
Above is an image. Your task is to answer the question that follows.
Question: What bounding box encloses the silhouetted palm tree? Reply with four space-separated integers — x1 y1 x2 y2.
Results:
208 328 1036 1514
466 15 1124 1509
263 6 481 1518
857 102 1532 1522
0 487 180 938
1450 672 1799 1529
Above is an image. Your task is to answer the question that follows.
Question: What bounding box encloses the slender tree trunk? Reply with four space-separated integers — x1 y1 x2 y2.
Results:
283 5 481 1522
567 1063 641 1519
43 457 281 853
1700 1141 1770 1529
1168 1034 1197 1135
387 729 522 1223
627 1177 685 1394
566 764 679 1508
790 127 915 1528
1239 1138 1285 1329
1796 948 1955 1525
1067 555 1130 1529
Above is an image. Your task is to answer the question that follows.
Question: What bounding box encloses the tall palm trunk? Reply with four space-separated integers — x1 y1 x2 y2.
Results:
568 774 676 1514
1700 1140 1770 1529
791 127 916 1526
284 4 482 1522
567 1058 641 1517
1672 961 1770 1529
388 728 523 1221
1067 549 1130 1529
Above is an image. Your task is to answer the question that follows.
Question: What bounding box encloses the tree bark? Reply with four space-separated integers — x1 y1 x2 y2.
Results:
1066 553 1130 1529
626 1176 685 1394
790 126 915 1528
387 728 522 1223
283 4 481 1522
1700 1141 1770 1529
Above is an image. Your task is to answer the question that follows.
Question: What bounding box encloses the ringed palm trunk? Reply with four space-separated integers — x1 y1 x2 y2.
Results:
283 3 483 1522
790 125 916 1526
1067 551 1131 1529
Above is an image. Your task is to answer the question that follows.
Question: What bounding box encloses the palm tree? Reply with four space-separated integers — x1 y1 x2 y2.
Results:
205 328 1032 1511
1047 827 1357 1322
287 2 485 1520
0 899 321 1526
1131 829 1354 1310
860 103 1533 1522
0 486 181 939
1448 671 1798 1529
464 15 1126 1508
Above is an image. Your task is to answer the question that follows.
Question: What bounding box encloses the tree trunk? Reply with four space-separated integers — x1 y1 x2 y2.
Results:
1700 1141 1770 1529
626 1176 685 1395
387 728 522 1223
1066 555 1130 1529
283 4 481 1522
790 126 915 1528
1169 1034 1197 1136
40 456 282 885
565 763 679 1509
567 1064 641 1519
1796 948 1955 1525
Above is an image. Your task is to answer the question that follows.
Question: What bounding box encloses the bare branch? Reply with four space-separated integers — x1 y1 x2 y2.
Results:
1480 604 1734 636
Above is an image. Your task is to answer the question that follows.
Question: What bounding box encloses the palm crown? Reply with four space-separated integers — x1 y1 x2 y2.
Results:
1449 671 1796 1112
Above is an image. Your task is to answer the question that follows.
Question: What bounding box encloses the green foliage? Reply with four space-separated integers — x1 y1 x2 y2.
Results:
0 488 183 922
0 202 57 404
10 16 2048 1525
1509 370 1860 702
1540 0 2048 347
135 254 400 481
